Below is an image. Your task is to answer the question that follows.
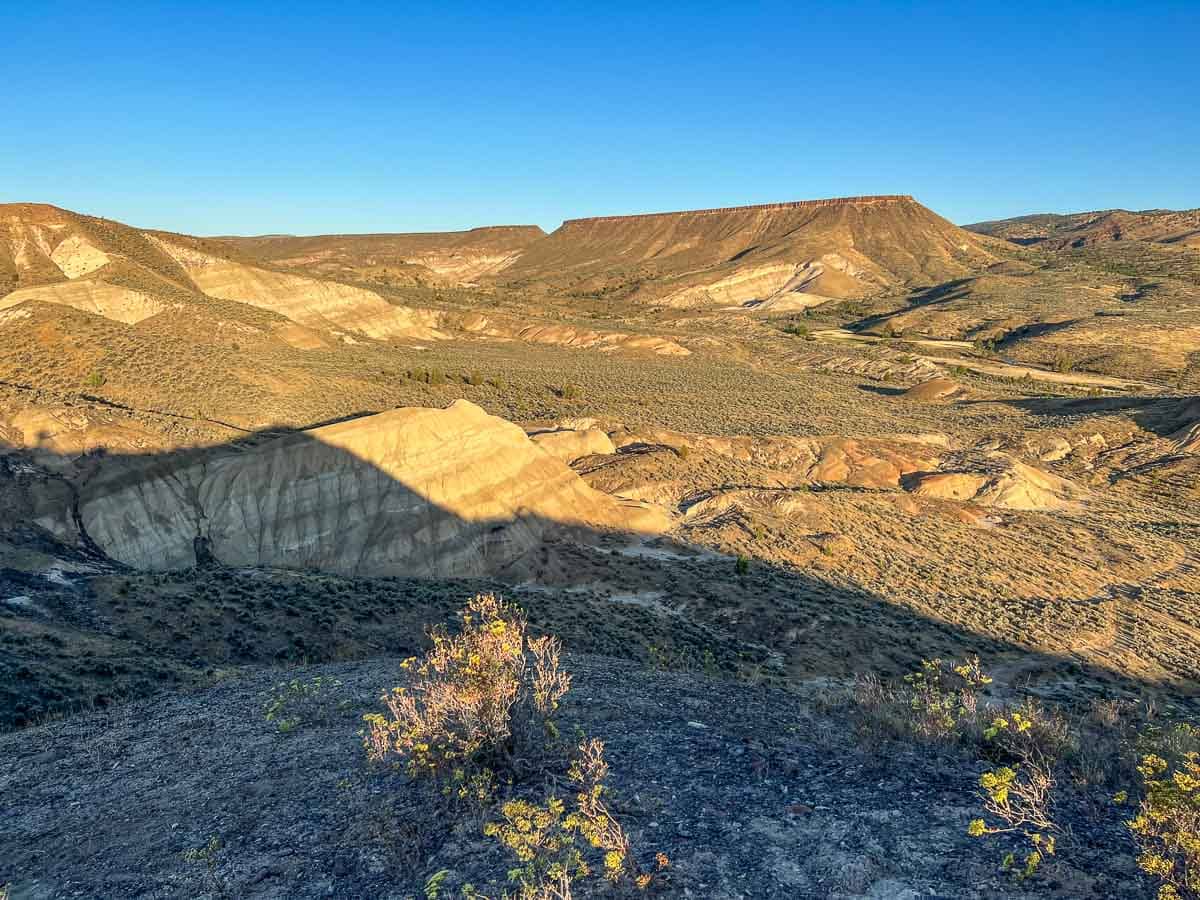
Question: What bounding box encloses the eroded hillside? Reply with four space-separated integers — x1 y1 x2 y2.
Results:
217 225 547 285
503 195 999 307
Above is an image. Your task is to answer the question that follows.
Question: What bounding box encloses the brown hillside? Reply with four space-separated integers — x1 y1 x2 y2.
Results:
217 224 546 284
0 202 200 298
502 195 999 307
966 207 1200 249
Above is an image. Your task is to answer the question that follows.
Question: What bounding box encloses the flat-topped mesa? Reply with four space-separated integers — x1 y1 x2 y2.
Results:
504 194 995 305
560 195 916 226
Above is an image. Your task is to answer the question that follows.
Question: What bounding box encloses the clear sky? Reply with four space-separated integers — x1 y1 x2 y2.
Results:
4 1 1197 235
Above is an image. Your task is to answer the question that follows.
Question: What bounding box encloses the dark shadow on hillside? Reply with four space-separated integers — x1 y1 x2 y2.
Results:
993 318 1082 348
842 278 975 333
964 393 1199 439
2 412 1198 731
856 383 906 397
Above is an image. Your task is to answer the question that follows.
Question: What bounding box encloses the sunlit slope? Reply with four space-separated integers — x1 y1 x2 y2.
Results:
502 195 999 306
217 225 547 284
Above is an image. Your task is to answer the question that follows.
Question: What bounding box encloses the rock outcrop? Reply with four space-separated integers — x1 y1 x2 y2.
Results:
903 378 965 403
530 428 617 462
906 453 1087 512
48 401 667 577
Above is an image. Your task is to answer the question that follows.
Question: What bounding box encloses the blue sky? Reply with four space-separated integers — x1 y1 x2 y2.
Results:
3 2 1197 235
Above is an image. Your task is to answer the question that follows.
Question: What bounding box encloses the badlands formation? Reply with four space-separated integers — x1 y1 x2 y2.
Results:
49 400 666 576
1 193 1199 899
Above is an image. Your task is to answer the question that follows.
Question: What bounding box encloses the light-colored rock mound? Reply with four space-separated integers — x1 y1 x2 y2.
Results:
903 378 964 403
608 426 943 491
0 280 165 324
787 350 945 385
147 236 446 341
1168 400 1200 454
1175 422 1200 455
52 401 667 576
907 453 1087 512
906 472 988 502
531 428 617 462
664 263 799 308
514 324 690 356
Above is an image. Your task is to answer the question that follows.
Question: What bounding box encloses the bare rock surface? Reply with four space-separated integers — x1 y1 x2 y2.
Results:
47 401 667 576
0 655 1145 899
147 236 446 341
530 427 617 462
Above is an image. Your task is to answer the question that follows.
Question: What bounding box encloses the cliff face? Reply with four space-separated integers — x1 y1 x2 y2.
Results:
503 195 997 305
48 401 666 577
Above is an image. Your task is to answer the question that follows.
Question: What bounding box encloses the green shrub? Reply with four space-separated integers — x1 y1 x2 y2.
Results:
263 675 346 733
1051 351 1077 374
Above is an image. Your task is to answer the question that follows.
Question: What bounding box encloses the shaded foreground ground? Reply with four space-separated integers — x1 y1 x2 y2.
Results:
0 655 1151 899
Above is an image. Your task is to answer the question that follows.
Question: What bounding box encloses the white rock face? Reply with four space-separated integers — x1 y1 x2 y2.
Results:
147 236 446 341
0 280 165 324
531 428 617 462
49 234 110 278
67 401 667 576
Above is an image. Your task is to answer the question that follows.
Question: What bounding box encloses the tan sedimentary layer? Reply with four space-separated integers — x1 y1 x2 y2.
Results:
55 400 668 576
0 280 165 325
147 236 446 341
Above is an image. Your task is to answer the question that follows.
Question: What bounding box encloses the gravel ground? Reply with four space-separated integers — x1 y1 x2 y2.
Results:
0 655 1152 899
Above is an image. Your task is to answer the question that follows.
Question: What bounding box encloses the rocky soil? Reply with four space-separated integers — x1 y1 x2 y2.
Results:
0 655 1155 900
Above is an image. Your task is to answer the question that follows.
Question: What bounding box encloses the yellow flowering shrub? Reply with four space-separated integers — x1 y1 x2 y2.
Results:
481 738 668 899
1128 743 1200 900
968 697 1065 882
363 594 570 800
902 657 992 740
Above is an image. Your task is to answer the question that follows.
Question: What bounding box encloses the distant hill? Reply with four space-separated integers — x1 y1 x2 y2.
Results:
965 207 1200 249
0 202 445 344
216 225 547 285
501 195 1000 308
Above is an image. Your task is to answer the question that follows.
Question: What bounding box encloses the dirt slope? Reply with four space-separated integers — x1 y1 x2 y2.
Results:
0 655 1145 899
0 204 446 344
502 195 998 306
